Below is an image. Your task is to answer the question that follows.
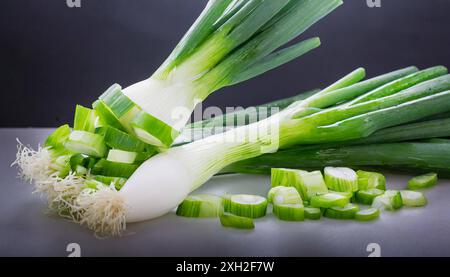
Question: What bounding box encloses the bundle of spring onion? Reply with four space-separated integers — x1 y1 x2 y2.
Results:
176 167 432 229
14 63 450 235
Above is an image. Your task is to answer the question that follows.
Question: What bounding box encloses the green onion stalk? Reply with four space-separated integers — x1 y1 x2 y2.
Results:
73 66 450 235
104 0 343 149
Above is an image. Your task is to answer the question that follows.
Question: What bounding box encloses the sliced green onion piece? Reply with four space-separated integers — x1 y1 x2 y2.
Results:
64 131 108 158
297 170 329 200
73 105 100 132
310 192 350 209
99 84 139 132
92 175 127 190
69 153 97 171
355 208 380 221
95 126 150 152
220 213 254 230
271 168 303 187
92 100 125 131
107 149 138 164
229 194 268 218
268 186 302 205
324 203 359 220
131 111 180 148
270 168 328 200
354 188 385 205
372 190 403 211
356 170 386 190
273 203 304 221
324 167 358 192
45 124 71 149
400 190 427 207
304 207 321 220
91 159 139 178
176 194 223 218
407 173 438 190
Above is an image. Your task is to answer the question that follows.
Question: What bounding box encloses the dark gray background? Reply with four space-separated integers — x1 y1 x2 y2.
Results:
1 0 450 127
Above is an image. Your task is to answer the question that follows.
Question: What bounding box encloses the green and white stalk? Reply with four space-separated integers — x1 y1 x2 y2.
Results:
104 0 343 148
73 67 450 235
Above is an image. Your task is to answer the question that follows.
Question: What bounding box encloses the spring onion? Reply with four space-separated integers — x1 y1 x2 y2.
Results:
310 192 350 209
110 0 344 147
407 173 438 190
323 203 359 220
372 190 403 211
64 131 107 158
324 167 358 192
354 208 380 221
70 65 450 235
354 188 385 205
219 213 254 230
304 206 321 220
356 170 386 190
400 190 427 207
176 194 223 218
273 203 304 221
228 194 268 218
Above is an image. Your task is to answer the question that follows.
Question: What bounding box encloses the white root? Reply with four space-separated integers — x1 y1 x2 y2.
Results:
12 140 54 185
12 140 87 220
47 173 86 220
76 185 127 236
